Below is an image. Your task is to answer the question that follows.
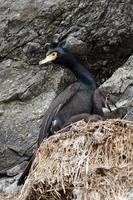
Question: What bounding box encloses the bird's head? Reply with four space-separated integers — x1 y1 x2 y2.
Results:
39 47 76 66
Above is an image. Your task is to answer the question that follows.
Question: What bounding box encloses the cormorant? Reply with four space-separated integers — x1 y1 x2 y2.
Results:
38 47 97 146
18 47 110 185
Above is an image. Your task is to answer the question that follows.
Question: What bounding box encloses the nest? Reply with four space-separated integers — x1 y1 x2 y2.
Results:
19 119 133 200
0 194 17 200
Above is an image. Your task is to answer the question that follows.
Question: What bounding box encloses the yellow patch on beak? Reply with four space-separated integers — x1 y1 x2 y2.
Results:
39 52 58 65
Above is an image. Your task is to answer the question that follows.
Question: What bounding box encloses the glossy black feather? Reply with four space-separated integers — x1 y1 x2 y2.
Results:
63 113 102 127
38 81 81 146
17 154 35 185
18 47 97 185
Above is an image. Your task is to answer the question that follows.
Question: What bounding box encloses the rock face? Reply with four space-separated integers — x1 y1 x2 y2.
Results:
101 54 133 121
18 119 133 200
0 0 133 193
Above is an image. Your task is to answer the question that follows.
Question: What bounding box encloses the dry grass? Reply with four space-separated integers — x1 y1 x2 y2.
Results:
0 193 17 200
18 119 133 200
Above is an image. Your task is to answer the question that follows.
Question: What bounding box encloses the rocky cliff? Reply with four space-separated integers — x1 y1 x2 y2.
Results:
0 0 133 194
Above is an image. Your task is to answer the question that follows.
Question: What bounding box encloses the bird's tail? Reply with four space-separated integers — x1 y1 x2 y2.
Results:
17 154 35 185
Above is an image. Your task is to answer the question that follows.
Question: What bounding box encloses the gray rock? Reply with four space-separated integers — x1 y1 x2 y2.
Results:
7 164 25 177
0 162 28 193
101 55 133 121
23 42 41 54
0 66 64 175
0 175 20 193
65 36 87 56
0 0 132 82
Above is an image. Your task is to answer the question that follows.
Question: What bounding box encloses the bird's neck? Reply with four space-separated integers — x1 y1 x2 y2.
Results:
64 59 96 90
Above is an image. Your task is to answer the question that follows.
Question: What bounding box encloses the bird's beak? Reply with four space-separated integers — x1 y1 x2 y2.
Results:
39 54 55 65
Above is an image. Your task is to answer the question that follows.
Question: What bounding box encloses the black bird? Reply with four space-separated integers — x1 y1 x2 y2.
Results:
18 47 109 185
38 47 97 145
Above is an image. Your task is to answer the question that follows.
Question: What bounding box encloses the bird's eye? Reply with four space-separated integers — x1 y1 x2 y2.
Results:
51 52 58 57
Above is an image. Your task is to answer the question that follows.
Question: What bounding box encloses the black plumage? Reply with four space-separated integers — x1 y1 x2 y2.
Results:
38 47 96 146
60 88 111 129
18 47 108 185
62 113 102 128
